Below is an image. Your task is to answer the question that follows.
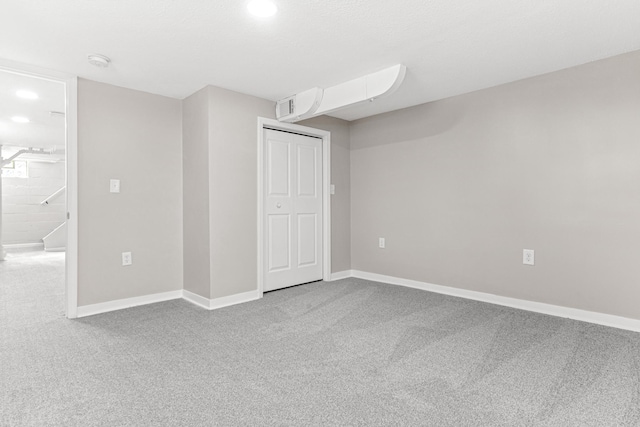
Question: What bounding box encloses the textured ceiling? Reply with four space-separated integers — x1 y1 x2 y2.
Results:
1 0 640 121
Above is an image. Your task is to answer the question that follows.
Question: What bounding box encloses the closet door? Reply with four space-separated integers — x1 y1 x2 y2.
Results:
264 129 322 292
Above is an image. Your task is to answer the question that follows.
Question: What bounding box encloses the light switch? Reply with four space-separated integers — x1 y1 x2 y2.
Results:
110 179 120 193
330 184 335 195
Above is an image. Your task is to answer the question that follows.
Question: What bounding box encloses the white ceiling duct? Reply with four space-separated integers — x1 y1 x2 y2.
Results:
276 64 406 123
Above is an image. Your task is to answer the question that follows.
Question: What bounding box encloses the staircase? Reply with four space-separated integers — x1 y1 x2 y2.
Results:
42 222 66 252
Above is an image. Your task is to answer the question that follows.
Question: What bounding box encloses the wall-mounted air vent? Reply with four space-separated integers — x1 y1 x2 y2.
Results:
275 87 324 122
276 97 294 118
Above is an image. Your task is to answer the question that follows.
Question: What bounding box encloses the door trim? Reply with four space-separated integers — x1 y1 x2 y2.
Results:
257 117 331 297
0 59 78 319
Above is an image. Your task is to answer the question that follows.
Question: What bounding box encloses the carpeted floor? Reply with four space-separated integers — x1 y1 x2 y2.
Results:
2 250 640 426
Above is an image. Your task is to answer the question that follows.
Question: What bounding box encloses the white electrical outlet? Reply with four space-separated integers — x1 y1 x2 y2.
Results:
379 237 385 249
110 179 120 193
122 252 132 266
523 249 534 266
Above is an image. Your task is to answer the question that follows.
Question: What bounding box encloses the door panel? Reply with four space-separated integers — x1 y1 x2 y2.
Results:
268 140 290 197
264 129 322 292
297 144 317 197
297 213 317 267
268 215 290 272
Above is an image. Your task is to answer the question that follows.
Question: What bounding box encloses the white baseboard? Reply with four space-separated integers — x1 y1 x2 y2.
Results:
183 289 261 310
4 243 45 250
210 289 261 309
76 288 262 318
349 270 640 333
74 271 640 333
76 290 183 318
329 270 353 281
182 289 212 309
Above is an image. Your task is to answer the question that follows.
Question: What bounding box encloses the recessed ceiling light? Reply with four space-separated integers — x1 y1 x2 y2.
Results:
247 0 277 18
11 116 30 124
16 90 39 100
87 54 111 68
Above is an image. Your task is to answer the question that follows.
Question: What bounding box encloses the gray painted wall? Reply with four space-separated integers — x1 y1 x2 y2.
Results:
299 115 352 273
182 87 353 300
208 86 275 299
2 160 66 245
76 51 640 322
182 87 211 298
78 79 183 306
349 50 640 320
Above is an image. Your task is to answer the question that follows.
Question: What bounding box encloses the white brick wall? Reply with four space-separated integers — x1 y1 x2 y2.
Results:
2 161 66 245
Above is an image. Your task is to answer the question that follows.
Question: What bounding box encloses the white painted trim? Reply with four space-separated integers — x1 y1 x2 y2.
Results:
257 120 264 298
323 133 332 283
3 243 45 250
182 289 261 310
329 270 353 281
0 58 76 81
210 289 261 309
256 117 331 297
182 290 213 309
76 290 182 318
67 266 640 332
0 59 79 319
349 270 640 333
76 288 261 318
64 76 78 319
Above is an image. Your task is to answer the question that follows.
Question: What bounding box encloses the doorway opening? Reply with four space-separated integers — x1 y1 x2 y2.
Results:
257 118 331 297
0 60 78 318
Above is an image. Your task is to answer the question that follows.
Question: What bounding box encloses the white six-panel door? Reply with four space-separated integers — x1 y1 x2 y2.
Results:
264 129 322 292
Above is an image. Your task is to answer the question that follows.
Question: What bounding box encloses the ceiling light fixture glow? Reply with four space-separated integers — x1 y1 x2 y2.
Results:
247 0 277 18
16 90 39 100
87 53 111 68
11 116 30 124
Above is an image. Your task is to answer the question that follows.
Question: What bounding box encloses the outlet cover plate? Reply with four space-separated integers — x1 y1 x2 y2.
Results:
523 249 534 266
110 179 120 193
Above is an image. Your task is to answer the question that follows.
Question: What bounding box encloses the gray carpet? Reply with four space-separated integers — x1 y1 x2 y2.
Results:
2 250 640 426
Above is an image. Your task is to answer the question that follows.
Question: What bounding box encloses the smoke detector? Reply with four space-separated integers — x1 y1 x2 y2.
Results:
87 54 111 68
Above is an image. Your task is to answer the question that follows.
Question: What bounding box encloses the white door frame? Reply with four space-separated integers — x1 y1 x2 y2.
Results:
0 58 78 319
257 117 331 297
